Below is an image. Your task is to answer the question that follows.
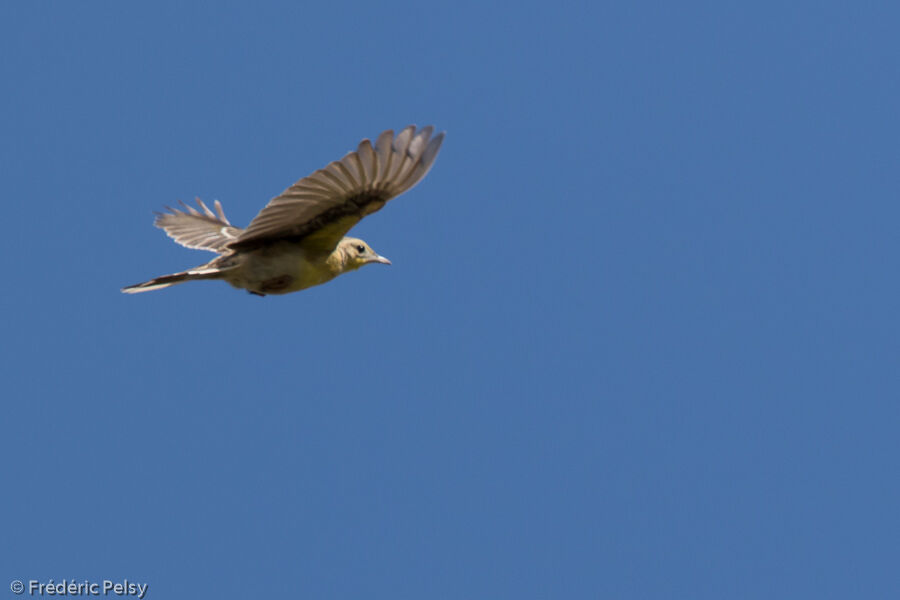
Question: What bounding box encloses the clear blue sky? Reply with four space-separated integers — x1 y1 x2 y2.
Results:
2 2 898 598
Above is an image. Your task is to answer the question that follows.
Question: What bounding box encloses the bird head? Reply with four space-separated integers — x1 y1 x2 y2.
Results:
338 237 391 271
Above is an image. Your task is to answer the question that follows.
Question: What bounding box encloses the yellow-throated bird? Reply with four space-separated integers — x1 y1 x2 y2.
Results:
122 126 444 296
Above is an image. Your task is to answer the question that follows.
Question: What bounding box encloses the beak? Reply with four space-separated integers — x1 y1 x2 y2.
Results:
370 254 391 265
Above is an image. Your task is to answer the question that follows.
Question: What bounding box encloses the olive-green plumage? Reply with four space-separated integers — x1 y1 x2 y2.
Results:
122 126 443 297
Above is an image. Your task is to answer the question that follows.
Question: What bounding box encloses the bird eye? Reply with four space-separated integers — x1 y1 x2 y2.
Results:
356 245 365 253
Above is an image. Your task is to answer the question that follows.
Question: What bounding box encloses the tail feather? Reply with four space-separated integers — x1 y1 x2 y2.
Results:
121 268 223 294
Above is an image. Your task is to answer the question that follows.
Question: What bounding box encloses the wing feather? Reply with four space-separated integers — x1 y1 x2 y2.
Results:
357 140 378 185
395 132 445 193
316 167 354 194
384 125 416 184
229 125 444 252
154 198 243 253
373 130 395 186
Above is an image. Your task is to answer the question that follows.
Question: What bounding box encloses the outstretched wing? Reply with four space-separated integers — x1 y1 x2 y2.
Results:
154 198 243 253
228 125 444 254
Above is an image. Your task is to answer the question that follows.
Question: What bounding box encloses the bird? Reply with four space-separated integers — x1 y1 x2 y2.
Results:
122 125 444 297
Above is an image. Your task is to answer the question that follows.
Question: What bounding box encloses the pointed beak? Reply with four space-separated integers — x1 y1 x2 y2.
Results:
370 254 391 265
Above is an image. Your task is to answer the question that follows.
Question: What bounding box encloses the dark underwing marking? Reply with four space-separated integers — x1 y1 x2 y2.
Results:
259 274 294 293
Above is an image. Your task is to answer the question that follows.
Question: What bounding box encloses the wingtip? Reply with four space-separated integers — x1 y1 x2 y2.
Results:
430 130 446 150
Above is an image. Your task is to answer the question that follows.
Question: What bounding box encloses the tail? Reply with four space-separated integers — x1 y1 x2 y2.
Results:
121 267 224 294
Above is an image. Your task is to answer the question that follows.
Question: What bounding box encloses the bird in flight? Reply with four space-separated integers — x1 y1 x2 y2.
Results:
122 125 444 296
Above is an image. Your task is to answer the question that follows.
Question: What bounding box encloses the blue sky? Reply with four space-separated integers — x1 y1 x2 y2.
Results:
1 1 898 598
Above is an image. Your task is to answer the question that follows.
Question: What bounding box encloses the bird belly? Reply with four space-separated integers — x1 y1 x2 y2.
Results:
224 245 336 295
